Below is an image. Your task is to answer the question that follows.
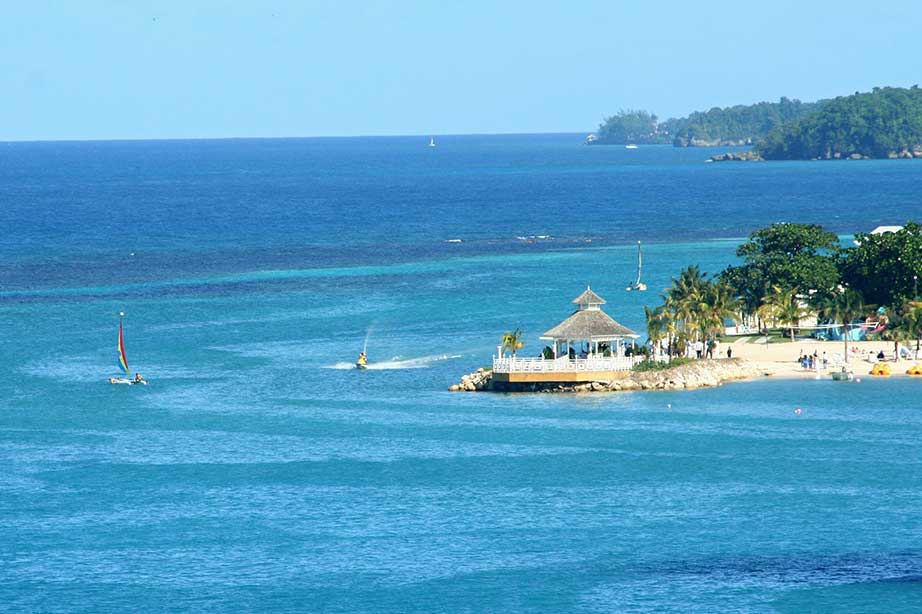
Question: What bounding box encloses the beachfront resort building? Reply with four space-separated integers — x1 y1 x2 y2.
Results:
492 287 642 384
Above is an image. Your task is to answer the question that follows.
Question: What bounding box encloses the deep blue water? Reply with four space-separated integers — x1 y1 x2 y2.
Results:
2 135 922 612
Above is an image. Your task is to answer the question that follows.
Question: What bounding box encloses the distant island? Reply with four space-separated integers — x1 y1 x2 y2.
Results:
590 86 922 161
590 98 822 147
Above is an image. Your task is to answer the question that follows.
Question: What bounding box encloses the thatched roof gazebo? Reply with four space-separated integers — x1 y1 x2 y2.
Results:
541 287 638 351
540 286 639 359
492 286 641 384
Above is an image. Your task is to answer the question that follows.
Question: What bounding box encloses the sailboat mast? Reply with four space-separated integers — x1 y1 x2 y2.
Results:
636 241 643 285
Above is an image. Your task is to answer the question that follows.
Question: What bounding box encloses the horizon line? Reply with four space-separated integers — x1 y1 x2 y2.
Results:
0 130 590 146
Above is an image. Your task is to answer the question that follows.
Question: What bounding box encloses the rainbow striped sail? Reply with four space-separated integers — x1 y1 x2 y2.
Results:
118 316 130 375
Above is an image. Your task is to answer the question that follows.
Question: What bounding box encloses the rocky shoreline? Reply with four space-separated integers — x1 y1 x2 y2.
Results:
711 148 922 162
449 359 770 393
709 151 764 162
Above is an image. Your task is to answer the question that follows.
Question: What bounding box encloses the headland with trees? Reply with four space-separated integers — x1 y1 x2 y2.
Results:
591 86 922 161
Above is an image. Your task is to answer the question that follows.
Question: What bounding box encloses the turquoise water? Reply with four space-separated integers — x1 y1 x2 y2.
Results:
3 136 922 612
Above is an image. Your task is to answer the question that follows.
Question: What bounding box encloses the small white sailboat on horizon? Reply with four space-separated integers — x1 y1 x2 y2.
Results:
428 136 437 148
625 241 647 291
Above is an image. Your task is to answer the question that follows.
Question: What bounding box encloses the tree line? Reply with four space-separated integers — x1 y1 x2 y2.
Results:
594 86 922 159
758 86 922 159
592 98 822 146
645 223 922 361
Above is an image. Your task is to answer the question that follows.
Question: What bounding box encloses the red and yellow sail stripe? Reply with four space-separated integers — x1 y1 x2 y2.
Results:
118 318 130 375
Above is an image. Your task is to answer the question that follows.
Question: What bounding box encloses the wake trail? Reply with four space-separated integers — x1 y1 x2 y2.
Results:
323 353 462 370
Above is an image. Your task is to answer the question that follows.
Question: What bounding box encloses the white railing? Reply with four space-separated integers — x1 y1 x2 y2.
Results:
492 355 642 373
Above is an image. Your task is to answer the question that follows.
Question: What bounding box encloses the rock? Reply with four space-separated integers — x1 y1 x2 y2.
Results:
448 384 460 392
709 150 763 162
849 153 863 160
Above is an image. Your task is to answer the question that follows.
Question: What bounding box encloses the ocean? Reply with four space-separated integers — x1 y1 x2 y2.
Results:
2 134 922 612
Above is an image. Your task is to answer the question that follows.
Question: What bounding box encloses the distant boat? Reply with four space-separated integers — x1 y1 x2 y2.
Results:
428 137 437 148
625 144 639 149
109 312 147 385
625 241 647 291
585 134 599 145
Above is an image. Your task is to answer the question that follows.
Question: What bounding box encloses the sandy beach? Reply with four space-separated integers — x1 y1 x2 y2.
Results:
724 338 920 378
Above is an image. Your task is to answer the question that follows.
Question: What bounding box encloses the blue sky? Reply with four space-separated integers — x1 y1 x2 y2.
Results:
1 1 920 140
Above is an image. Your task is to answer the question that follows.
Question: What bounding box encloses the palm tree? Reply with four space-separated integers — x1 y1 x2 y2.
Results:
657 296 679 356
776 297 807 342
882 323 911 361
756 285 789 338
817 288 866 363
501 328 524 357
903 304 922 353
699 281 740 340
644 305 667 359
667 266 708 341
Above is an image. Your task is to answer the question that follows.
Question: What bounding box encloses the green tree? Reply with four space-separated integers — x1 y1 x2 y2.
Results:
644 306 666 345
595 110 666 144
673 97 823 146
666 265 708 341
721 223 840 314
652 268 741 356
759 86 922 160
501 329 524 357
816 288 866 363
882 314 912 359
757 285 803 341
698 281 740 340
838 222 922 309
902 304 922 352
777 294 808 342
644 305 668 359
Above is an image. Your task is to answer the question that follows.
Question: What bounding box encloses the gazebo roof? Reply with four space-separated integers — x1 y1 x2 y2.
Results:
541 308 639 340
572 286 606 305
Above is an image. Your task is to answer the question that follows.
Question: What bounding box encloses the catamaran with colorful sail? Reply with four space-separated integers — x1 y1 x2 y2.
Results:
109 312 147 385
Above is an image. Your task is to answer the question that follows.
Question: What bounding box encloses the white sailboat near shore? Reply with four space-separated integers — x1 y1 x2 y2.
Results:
625 241 647 291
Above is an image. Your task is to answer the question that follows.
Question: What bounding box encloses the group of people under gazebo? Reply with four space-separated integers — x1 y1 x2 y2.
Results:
493 287 642 375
